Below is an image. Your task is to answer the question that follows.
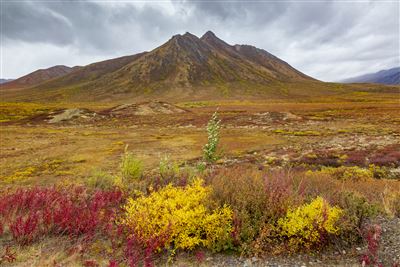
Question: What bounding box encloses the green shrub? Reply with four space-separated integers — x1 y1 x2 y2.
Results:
120 148 143 182
159 155 180 180
337 191 379 229
86 169 116 190
203 111 221 162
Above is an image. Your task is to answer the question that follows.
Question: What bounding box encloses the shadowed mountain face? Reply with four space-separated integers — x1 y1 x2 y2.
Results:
5 31 392 102
1 65 76 90
342 67 400 85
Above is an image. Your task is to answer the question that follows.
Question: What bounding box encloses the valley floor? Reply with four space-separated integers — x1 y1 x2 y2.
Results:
1 99 399 266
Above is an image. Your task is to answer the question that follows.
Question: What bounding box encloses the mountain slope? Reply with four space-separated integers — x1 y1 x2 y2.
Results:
38 53 148 90
1 65 76 90
3 31 395 102
342 67 400 85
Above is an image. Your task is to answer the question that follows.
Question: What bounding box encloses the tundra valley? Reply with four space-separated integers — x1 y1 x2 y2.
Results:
1 21 400 267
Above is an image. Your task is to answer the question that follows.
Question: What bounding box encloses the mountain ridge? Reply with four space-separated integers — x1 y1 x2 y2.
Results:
1 31 397 102
342 67 400 85
1 65 77 90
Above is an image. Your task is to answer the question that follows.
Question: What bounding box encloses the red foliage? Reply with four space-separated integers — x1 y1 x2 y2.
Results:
195 251 205 263
10 213 40 245
108 260 119 267
121 230 170 267
297 151 342 167
83 259 99 267
264 170 306 218
360 224 382 267
345 150 367 166
369 145 400 167
0 187 123 245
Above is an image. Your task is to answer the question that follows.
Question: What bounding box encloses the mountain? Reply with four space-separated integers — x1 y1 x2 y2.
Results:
0 79 14 84
1 31 396 102
342 67 400 85
1 65 78 90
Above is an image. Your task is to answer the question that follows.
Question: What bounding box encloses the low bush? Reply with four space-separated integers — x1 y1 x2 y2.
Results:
297 152 342 167
120 148 143 182
277 196 342 251
0 187 123 245
86 169 116 190
335 192 379 244
360 224 382 266
369 145 400 167
1 162 398 265
158 155 180 181
207 166 266 252
207 167 306 253
120 179 233 255
307 166 373 181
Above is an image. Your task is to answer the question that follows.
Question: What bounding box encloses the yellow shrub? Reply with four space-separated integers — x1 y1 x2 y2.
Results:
120 179 233 253
278 196 342 250
2 166 36 183
307 166 373 181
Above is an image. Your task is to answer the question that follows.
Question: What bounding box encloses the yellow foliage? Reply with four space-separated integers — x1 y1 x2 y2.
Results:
2 166 36 183
278 197 342 250
307 166 373 181
120 179 233 252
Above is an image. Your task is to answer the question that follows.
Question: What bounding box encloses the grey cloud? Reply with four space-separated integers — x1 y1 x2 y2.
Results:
1 0 399 81
2 1 180 51
2 1 74 45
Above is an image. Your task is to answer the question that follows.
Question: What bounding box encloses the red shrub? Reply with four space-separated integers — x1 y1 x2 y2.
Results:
360 224 382 267
0 187 123 245
195 251 205 263
83 260 99 267
345 150 367 166
369 145 400 167
10 213 40 245
263 170 306 219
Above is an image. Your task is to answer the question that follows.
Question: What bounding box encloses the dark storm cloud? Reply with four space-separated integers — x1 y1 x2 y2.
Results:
2 1 74 45
1 0 399 81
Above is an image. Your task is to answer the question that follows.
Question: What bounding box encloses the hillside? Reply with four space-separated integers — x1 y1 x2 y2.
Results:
1 31 398 102
342 67 400 85
1 65 78 90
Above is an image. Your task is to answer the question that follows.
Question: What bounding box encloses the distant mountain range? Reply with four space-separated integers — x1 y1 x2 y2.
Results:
0 79 14 84
1 31 398 102
2 65 81 89
341 67 400 85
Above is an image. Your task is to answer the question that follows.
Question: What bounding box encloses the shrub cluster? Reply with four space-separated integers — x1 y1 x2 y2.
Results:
120 179 233 254
1 161 399 265
277 196 342 250
0 187 123 245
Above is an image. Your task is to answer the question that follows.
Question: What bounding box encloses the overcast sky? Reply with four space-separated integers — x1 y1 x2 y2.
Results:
1 0 399 81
